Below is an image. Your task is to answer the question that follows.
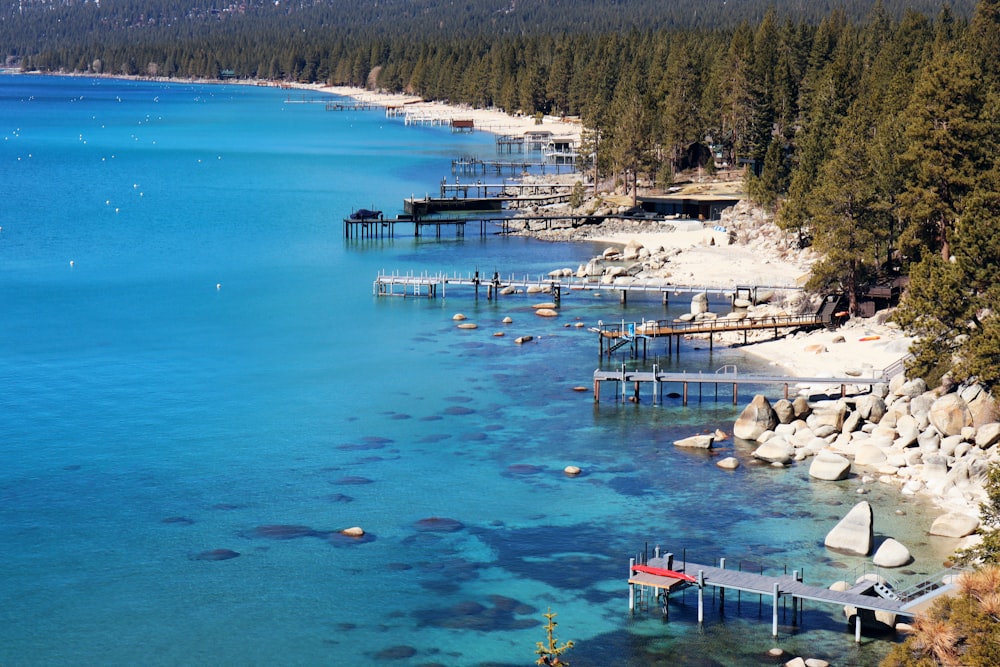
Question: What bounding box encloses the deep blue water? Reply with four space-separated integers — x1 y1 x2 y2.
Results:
0 75 948 666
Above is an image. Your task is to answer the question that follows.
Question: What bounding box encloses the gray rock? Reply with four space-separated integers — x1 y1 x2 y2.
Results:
810 402 847 431
856 395 887 423
976 422 1000 449
809 451 851 481
813 424 837 439
966 386 1000 426
910 394 935 420
716 456 740 470
855 444 887 467
842 410 863 434
929 513 980 538
922 455 950 488
917 430 940 454
691 291 708 315
896 415 920 448
733 394 779 441
753 439 794 464
929 393 973 436
872 383 890 399
898 378 928 398
792 396 812 419
940 434 964 457
825 501 874 556
674 434 713 449
773 398 795 424
873 538 912 567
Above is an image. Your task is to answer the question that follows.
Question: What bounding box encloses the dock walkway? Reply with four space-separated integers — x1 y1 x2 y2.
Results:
592 364 890 405
372 269 800 306
629 551 960 642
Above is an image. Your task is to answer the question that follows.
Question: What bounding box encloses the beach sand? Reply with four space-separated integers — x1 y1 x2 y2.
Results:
304 83 583 140
579 225 914 381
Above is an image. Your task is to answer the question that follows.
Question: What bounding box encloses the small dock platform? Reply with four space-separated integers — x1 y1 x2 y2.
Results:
628 548 961 642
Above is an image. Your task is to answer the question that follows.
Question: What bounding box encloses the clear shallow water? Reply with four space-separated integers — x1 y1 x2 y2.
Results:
0 75 955 666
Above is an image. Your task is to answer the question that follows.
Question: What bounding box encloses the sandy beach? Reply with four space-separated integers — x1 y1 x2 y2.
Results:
301 83 583 140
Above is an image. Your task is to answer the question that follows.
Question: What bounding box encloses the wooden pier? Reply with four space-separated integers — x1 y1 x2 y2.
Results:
372 270 802 307
596 308 839 360
344 215 510 239
403 181 574 216
628 548 960 642
593 364 892 406
451 157 576 176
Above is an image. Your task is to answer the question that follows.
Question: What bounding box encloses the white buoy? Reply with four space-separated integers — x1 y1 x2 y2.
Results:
216 283 221 290
69 260 74 267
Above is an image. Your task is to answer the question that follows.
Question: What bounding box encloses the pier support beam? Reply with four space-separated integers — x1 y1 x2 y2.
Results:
772 583 780 637
697 570 705 624
628 558 636 613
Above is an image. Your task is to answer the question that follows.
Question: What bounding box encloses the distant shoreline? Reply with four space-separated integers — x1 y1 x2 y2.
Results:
12 70 583 141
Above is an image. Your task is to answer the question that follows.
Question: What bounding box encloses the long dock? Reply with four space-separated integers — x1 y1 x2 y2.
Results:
372 269 801 306
451 158 576 176
593 364 891 406
344 215 513 239
596 311 834 359
628 549 961 642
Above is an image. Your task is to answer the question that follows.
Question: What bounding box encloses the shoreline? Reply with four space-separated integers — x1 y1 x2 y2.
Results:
24 69 984 563
10 71 583 141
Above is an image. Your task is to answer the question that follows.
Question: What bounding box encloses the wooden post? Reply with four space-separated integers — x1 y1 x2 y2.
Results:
772 583 780 637
719 558 725 610
594 379 600 402
629 557 636 613
855 613 862 642
697 570 705 624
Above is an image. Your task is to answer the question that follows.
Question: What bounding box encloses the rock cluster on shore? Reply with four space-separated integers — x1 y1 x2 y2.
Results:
733 374 998 564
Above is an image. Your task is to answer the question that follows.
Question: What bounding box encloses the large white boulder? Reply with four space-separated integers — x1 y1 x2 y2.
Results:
873 538 912 567
753 439 794 464
809 451 851 481
929 393 973 436
976 422 1000 449
824 501 874 556
734 394 779 441
929 513 980 538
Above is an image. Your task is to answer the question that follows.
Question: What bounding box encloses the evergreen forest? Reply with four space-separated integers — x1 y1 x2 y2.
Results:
4 0 1000 391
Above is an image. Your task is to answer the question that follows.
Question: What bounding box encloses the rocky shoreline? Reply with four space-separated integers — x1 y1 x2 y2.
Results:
731 374 994 548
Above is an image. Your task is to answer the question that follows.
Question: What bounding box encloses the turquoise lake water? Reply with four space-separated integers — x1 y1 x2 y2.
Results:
0 75 955 666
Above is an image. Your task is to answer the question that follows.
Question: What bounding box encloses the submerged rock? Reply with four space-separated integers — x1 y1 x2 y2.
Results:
674 434 714 449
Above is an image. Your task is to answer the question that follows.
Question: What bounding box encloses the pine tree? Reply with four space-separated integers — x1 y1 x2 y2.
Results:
898 46 989 262
804 107 879 314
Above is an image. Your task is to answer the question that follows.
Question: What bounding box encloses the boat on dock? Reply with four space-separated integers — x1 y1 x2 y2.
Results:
348 208 382 221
